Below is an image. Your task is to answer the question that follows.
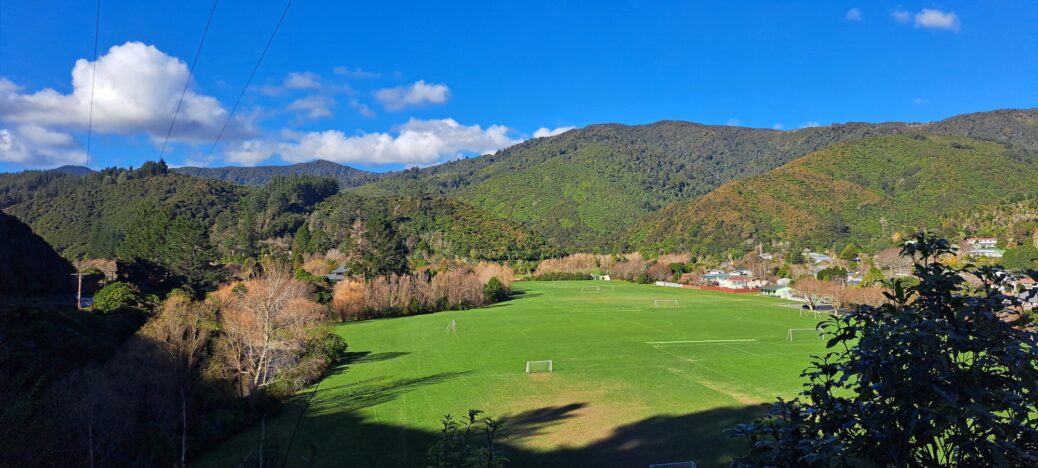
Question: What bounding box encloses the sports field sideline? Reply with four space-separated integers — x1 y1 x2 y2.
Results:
199 280 830 467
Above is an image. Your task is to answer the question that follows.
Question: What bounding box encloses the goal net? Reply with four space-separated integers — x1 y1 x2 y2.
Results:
525 360 553 373
654 299 679 308
599 285 615 291
786 328 822 341
553 281 570 288
581 285 600 292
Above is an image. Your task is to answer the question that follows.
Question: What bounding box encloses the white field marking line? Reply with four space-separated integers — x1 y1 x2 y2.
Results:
649 344 756 387
646 339 758 345
719 342 769 357
507 322 530 338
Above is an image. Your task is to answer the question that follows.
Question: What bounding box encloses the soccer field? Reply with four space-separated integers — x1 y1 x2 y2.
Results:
198 281 829 467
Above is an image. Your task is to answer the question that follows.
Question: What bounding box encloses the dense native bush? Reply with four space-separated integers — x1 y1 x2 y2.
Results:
92 281 139 312
731 234 1038 466
483 277 509 303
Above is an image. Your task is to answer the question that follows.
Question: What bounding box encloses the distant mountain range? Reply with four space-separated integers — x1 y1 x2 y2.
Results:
174 159 378 188
2 108 1036 258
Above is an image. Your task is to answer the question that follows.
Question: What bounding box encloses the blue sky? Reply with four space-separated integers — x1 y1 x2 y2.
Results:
0 1 1036 172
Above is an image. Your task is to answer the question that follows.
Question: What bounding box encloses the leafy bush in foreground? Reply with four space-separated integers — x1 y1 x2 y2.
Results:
731 234 1038 466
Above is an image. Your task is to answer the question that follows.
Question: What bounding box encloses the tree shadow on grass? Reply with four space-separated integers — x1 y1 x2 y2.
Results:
339 351 411 366
307 371 473 413
499 402 587 443
211 401 766 468
510 404 768 467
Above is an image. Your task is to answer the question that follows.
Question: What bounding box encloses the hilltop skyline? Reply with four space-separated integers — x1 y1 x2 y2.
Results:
1 1 1036 172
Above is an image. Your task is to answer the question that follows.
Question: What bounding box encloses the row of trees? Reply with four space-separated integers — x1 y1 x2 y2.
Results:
331 263 514 321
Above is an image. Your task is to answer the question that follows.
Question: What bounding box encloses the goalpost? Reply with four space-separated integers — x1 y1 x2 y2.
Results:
581 285 600 292
525 360 553 374
446 320 457 334
599 285 615 291
553 281 570 288
799 308 822 319
786 328 821 341
654 299 679 308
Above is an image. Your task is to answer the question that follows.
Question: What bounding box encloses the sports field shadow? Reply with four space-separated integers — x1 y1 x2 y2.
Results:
499 402 587 443
507 404 768 467
312 371 473 412
199 402 765 468
340 350 411 365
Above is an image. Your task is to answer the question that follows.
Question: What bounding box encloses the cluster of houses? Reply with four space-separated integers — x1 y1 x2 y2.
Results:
965 237 1004 258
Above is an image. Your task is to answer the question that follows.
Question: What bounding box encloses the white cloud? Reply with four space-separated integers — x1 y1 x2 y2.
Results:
333 66 380 79
0 41 247 166
913 97 927 105
0 126 86 166
223 139 276 166
283 72 321 89
800 121 821 128
846 8 862 21
374 80 450 111
532 126 575 138
914 8 960 31
275 118 519 166
349 98 375 118
892 8 911 23
0 41 232 143
725 118 741 127
287 95 334 119
773 123 784 130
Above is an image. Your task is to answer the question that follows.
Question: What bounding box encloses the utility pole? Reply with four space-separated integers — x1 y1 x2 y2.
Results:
71 270 86 310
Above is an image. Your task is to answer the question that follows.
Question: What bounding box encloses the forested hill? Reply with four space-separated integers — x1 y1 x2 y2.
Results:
175 159 379 187
625 133 1038 255
0 162 557 263
3 164 244 259
354 108 1038 248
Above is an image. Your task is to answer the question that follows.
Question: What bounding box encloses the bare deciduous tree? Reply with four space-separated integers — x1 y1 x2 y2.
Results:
212 267 324 396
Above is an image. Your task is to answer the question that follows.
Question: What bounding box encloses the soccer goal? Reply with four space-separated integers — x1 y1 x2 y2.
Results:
798 308 821 319
581 285 600 292
553 281 570 288
599 285 615 291
654 299 680 308
446 320 457 334
786 328 822 341
525 360 553 374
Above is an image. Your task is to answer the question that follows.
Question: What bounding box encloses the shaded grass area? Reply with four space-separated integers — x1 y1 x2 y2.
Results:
198 281 826 467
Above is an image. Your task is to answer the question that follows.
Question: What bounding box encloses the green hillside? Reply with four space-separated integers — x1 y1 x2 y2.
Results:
4 165 243 259
358 109 1038 248
310 192 560 261
626 134 1038 254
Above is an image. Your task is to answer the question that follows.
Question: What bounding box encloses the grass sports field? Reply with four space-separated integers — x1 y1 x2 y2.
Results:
199 281 829 467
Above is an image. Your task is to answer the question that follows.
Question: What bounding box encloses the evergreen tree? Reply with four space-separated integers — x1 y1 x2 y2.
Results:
292 224 312 267
839 243 860 261
354 212 408 279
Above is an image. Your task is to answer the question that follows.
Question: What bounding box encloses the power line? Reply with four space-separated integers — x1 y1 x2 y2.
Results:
202 0 294 168
158 0 221 161
85 0 102 167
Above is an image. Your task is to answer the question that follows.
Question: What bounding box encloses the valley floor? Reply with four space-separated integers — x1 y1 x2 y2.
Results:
198 281 830 467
